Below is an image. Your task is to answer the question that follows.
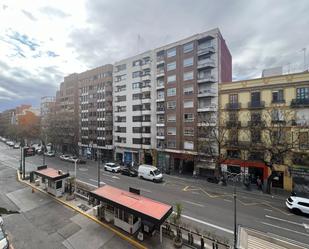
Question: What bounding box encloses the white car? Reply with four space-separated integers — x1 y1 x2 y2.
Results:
44 151 55 157
0 216 3 227
104 163 120 173
286 195 309 215
6 141 14 147
0 228 9 249
60 154 71 161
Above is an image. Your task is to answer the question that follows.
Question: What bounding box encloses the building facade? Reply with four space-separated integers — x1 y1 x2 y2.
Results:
155 28 232 175
78 64 113 160
219 72 309 191
40 96 56 117
113 51 156 165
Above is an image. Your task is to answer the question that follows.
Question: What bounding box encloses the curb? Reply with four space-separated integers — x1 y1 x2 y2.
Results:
16 170 147 249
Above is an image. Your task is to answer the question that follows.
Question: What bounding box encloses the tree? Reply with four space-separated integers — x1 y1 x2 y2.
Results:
246 107 300 194
44 111 79 155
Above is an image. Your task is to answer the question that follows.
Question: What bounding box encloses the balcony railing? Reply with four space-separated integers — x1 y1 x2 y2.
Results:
291 98 309 108
225 102 241 110
197 75 216 83
248 101 265 109
226 121 241 128
198 88 217 97
156 107 165 112
197 58 215 68
247 120 265 127
197 46 215 55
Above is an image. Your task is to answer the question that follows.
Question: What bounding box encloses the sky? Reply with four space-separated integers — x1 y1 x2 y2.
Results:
0 0 309 111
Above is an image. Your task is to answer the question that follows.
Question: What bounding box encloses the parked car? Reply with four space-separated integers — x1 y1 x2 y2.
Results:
67 156 86 164
138 164 163 182
6 141 14 147
0 216 3 227
104 162 120 173
121 167 138 177
60 154 71 161
13 143 20 149
44 151 55 157
0 227 9 249
286 194 309 215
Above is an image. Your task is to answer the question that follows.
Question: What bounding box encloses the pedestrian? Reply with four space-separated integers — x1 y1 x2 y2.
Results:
257 177 262 190
193 170 196 178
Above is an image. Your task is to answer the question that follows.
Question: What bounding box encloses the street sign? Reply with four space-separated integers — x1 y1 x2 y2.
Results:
23 147 35 157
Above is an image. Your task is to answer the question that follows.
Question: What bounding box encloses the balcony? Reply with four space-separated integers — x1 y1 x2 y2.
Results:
248 101 265 109
156 134 165 139
156 121 165 127
198 88 217 98
156 56 165 65
156 97 165 102
291 98 309 108
197 75 216 83
197 58 215 69
141 74 151 81
197 105 217 112
156 107 165 114
156 82 164 90
197 46 215 55
247 120 265 128
197 119 216 126
225 102 241 110
226 121 241 128
156 69 165 78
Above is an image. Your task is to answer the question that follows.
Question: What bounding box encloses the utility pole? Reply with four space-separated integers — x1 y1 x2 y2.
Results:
233 177 237 249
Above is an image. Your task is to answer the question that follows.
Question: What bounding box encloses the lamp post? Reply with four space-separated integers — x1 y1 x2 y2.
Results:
74 159 78 197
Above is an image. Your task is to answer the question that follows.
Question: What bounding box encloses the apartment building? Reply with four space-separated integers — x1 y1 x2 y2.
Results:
55 73 79 153
40 96 56 117
155 28 232 175
113 51 156 165
78 64 113 160
219 72 309 192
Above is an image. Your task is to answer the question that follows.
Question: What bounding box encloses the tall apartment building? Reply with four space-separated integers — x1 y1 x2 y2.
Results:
78 64 113 160
113 51 156 165
155 28 232 175
55 73 79 153
219 71 309 192
40 96 56 117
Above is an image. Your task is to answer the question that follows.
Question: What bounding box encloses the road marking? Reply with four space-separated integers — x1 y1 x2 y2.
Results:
139 188 152 193
181 214 233 234
112 175 120 179
264 209 273 212
261 222 309 237
223 199 232 203
265 215 304 226
183 200 204 207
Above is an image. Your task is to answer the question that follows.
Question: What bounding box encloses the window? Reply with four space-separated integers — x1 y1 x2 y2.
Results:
132 71 141 78
251 92 261 102
167 140 176 148
157 90 165 99
167 47 176 58
299 132 309 149
298 202 309 208
167 101 176 109
167 61 176 71
229 94 238 104
184 128 194 136
272 109 284 121
272 90 284 103
167 88 176 97
184 100 194 108
167 114 176 122
132 82 141 89
115 64 126 72
183 42 194 53
167 127 176 135
183 85 194 95
133 138 142 144
184 113 194 122
184 71 194 81
184 141 194 150
296 87 309 99
183 57 193 67
251 130 261 142
167 75 176 83
132 60 141 66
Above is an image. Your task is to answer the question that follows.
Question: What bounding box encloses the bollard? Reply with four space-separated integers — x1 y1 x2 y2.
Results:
201 237 204 249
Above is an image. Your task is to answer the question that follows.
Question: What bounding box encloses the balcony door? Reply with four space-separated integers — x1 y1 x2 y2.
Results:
251 92 260 103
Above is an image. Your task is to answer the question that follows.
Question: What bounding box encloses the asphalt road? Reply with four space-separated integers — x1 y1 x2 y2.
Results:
1 142 309 247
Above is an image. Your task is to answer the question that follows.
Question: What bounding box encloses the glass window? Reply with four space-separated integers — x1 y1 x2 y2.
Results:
167 114 176 122
184 141 194 150
184 71 194 81
167 47 176 58
157 90 165 99
296 87 309 99
184 100 194 108
184 128 194 136
229 94 238 104
167 61 176 71
167 140 176 148
132 71 141 78
132 82 140 89
183 85 194 95
183 57 193 67
167 88 176 97
184 113 194 122
183 42 194 53
272 90 284 103
167 75 176 83
167 127 176 135
167 101 176 109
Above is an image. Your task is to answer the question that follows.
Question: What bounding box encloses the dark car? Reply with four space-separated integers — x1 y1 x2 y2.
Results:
121 167 138 177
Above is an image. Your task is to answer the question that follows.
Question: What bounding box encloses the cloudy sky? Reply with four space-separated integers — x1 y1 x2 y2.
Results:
0 0 308 111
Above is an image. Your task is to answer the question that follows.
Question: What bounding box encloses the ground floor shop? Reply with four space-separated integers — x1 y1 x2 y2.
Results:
89 185 172 242
290 166 309 196
114 147 154 166
79 144 113 161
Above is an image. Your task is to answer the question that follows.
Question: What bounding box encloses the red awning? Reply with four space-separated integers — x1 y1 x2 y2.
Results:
91 185 172 221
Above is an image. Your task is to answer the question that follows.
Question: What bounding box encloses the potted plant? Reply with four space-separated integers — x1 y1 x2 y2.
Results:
173 203 183 248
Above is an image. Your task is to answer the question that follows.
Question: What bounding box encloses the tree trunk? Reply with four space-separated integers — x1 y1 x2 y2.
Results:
266 171 275 194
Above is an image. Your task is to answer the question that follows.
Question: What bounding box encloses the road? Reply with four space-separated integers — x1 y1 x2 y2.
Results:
1 142 309 247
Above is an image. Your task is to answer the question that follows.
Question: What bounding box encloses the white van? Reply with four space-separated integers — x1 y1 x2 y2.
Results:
138 165 163 182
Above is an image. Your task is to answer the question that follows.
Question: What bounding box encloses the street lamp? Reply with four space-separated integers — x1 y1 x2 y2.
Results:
74 159 78 198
